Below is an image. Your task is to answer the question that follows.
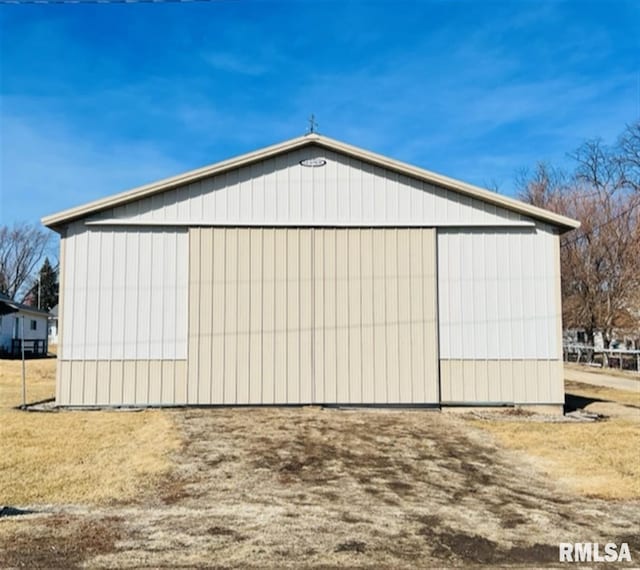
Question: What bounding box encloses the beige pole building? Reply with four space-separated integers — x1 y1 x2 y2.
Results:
42 134 578 411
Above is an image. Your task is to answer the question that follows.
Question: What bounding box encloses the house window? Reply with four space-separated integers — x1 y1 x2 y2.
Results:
30 320 37 331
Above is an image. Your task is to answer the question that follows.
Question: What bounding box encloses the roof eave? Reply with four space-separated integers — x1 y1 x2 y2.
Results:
41 133 580 233
41 134 316 231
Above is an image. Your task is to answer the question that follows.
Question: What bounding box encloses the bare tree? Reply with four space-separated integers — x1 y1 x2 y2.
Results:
0 223 53 303
515 162 566 209
519 125 640 346
617 120 640 193
558 189 639 345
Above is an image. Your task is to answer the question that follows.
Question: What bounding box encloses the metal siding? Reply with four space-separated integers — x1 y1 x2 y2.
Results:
438 225 559 360
56 232 68 403
57 360 188 406
262 229 276 403
175 360 188 404
96 361 110 404
188 228 439 405
347 230 363 403
148 360 163 404
135 360 150 405
299 230 314 403
187 227 201 404
439 360 563 404
110 361 124 405
97 149 532 228
122 361 136 404
437 224 562 405
273 230 287 402
312 230 327 402
60 226 188 361
211 228 226 404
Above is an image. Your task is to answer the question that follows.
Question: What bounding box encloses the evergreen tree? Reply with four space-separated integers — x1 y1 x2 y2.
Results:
34 258 59 311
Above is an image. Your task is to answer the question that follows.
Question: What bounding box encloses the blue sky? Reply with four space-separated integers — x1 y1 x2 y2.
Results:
1 0 638 228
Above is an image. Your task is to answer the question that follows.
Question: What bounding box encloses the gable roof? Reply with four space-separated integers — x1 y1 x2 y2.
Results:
0 292 49 317
41 134 580 233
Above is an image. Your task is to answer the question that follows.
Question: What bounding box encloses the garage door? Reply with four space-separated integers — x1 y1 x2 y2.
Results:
187 228 439 405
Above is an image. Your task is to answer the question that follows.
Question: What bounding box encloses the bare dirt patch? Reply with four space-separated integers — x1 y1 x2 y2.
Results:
0 513 123 569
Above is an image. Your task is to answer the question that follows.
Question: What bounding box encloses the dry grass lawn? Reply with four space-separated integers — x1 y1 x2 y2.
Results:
565 361 640 380
474 419 640 500
0 357 179 506
472 378 640 500
565 379 640 407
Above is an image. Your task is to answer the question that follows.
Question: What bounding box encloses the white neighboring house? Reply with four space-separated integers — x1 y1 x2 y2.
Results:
48 305 59 345
0 292 50 358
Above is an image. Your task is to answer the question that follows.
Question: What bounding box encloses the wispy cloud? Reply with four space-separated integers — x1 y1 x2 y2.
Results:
202 52 270 76
0 113 185 224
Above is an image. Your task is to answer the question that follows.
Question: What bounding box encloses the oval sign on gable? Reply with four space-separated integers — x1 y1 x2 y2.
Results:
299 158 327 167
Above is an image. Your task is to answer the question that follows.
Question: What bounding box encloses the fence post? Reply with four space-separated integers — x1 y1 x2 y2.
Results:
21 316 26 409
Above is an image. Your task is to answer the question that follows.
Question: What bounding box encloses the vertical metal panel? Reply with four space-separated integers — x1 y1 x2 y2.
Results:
273 230 288 403
409 230 425 402
162 361 175 404
439 360 564 404
110 361 124 405
188 227 439 405
249 229 264 404
105 148 530 228
299 229 313 403
322 229 337 402
198 228 213 404
123 232 140 359
96 361 110 404
347 230 363 403
286 229 301 403
56 235 67 403
312 230 326 403
262 229 276 404
61 226 188 361
84 360 98 405
187 228 201 404
122 361 136 404
70 361 84 404
57 360 188 406
422 229 440 403
148 360 163 403
335 230 349 402
438 225 559 360
211 228 226 404
384 230 400 403
174 360 188 404
223 229 238 404
135 360 150 405
397 230 412 403
236 229 251 403
372 230 387 402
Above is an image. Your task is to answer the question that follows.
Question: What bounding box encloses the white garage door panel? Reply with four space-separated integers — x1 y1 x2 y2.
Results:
188 227 439 405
